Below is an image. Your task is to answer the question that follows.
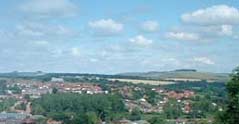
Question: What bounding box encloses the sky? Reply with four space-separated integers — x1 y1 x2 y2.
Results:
0 0 239 74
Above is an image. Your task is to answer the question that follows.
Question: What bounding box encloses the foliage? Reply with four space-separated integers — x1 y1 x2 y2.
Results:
68 112 100 124
0 80 7 95
129 108 142 121
148 116 165 124
145 90 158 105
0 98 16 112
8 84 22 94
24 94 31 101
52 87 58 94
31 93 126 123
216 67 239 124
15 102 26 110
163 99 183 119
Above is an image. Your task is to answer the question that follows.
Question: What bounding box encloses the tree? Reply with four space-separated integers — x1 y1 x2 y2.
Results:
216 67 239 124
0 98 16 112
31 93 126 123
32 104 45 115
52 87 58 94
145 90 158 105
24 94 30 101
9 84 21 94
148 116 165 124
85 112 100 124
129 108 142 121
0 80 7 95
69 112 99 124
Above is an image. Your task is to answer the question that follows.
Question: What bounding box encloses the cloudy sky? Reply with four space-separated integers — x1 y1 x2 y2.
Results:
0 0 239 73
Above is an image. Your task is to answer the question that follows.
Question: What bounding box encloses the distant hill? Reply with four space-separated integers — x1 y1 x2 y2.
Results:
118 69 229 82
0 70 230 83
0 71 46 77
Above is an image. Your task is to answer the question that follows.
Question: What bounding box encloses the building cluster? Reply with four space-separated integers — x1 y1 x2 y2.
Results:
0 78 109 124
3 77 108 100
114 85 195 114
164 90 195 99
56 83 107 94
0 113 36 124
125 98 164 113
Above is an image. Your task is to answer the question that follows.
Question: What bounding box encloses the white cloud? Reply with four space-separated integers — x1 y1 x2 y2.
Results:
165 32 200 41
141 20 159 32
71 47 81 57
88 19 123 36
221 25 233 36
195 25 233 36
181 5 239 25
193 57 215 65
16 22 76 38
166 24 235 42
20 0 78 18
17 24 44 36
129 35 153 47
169 5 239 42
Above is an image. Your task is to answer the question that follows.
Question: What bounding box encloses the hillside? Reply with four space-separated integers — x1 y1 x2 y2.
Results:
118 69 229 82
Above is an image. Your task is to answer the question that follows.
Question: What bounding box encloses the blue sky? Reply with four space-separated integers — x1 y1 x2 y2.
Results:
0 0 239 74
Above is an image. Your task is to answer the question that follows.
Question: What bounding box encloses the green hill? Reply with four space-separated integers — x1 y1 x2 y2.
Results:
118 69 229 82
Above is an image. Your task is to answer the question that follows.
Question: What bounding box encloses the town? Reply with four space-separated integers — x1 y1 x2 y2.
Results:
0 72 227 124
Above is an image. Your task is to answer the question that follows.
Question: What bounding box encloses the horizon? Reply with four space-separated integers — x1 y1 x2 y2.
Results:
0 68 230 75
1 0 239 73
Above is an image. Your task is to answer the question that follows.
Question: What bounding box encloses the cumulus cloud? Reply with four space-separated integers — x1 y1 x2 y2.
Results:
20 0 78 18
221 25 233 36
168 5 239 42
166 23 236 42
88 19 123 36
141 20 159 32
165 32 200 41
181 5 239 25
193 57 215 65
129 35 153 47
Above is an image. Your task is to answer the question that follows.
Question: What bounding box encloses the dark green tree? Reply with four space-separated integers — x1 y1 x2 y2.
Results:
69 112 99 124
24 94 31 101
145 90 158 105
216 67 239 124
0 80 7 95
52 87 58 94
31 93 126 123
129 108 142 121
